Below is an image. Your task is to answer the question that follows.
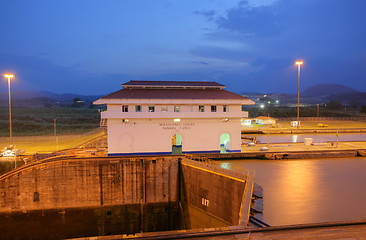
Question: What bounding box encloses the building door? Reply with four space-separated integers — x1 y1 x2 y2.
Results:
220 133 230 153
172 134 182 154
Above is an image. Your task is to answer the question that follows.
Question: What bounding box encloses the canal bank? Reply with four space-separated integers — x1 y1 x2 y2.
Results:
184 141 366 160
243 128 366 134
76 220 366 239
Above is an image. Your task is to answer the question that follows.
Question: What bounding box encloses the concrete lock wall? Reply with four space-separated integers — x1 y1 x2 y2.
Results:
0 156 251 239
0 156 180 238
180 159 249 229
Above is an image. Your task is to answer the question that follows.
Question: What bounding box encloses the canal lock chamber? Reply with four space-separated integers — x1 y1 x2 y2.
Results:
0 156 254 239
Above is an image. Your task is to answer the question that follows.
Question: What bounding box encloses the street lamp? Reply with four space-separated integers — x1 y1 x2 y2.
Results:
295 61 303 129
4 74 14 145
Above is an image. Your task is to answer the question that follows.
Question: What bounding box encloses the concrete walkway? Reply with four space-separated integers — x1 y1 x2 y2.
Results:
79 221 366 239
195 223 366 240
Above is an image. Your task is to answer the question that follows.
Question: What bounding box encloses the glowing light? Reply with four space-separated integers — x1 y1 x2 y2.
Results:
174 118 180 122
4 73 14 148
296 61 303 65
260 104 265 108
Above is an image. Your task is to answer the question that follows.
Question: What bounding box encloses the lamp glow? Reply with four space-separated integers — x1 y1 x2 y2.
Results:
295 61 303 129
4 73 14 151
296 61 303 65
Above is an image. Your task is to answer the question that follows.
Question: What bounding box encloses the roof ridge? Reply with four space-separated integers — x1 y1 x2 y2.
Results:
121 80 225 88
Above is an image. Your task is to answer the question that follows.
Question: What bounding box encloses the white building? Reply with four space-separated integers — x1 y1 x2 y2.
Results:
94 81 254 156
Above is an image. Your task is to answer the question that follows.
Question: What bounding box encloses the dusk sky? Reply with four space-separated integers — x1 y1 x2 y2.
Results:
1 0 365 95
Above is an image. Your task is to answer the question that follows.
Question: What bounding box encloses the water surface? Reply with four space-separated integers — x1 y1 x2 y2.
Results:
221 157 366 226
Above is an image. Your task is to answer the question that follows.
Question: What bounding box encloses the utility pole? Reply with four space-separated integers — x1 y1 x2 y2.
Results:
295 61 303 129
54 119 58 151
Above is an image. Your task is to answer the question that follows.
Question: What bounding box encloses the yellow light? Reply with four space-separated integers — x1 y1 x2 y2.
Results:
295 61 303 65
4 74 14 78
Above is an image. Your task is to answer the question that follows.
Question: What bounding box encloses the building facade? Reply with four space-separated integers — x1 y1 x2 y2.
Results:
94 81 254 156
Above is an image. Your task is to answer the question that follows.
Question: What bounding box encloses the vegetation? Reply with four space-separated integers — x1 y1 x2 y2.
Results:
0 107 100 137
361 106 366 114
327 100 343 110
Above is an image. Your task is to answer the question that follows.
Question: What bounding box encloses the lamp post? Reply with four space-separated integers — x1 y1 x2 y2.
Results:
4 74 14 145
295 61 303 129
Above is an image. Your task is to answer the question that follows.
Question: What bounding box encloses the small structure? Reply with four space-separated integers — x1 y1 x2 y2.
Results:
254 116 278 126
241 118 253 127
291 121 300 128
94 80 254 155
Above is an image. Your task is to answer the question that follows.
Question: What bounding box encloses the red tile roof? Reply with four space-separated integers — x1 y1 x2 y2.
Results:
100 88 250 100
122 80 225 88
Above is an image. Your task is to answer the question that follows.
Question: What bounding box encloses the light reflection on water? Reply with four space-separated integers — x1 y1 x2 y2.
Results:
222 157 366 226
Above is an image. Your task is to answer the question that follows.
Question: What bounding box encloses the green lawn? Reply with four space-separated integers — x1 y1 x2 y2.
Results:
0 129 105 154
0 107 100 136
0 107 103 154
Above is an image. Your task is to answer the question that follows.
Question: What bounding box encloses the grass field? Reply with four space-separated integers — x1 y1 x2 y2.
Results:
0 107 100 137
0 107 102 154
0 129 105 154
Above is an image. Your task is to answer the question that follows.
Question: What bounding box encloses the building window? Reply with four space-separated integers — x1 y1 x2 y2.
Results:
199 105 205 112
161 106 168 112
135 105 142 112
149 106 155 112
223 105 227 112
174 105 180 112
122 105 128 112
211 106 217 112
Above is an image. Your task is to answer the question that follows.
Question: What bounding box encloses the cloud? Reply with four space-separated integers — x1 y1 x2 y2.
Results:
189 61 210 65
215 0 286 38
190 46 250 62
214 0 366 54
194 10 216 21
0 54 132 95
190 0 366 92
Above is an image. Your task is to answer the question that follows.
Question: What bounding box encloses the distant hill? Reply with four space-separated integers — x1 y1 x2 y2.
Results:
240 84 366 107
325 92 366 107
301 84 358 97
0 91 102 107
